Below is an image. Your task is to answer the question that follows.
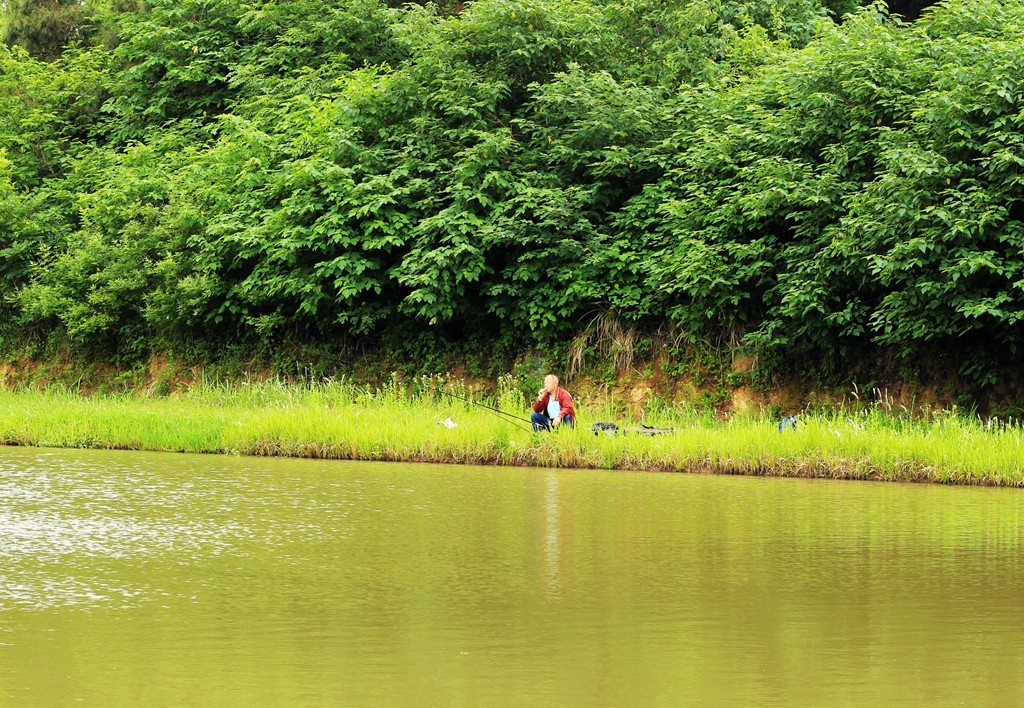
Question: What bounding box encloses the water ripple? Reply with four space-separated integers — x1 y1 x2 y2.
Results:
0 449 250 611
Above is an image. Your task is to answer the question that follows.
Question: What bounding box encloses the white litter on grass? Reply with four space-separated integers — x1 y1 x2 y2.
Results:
438 418 458 429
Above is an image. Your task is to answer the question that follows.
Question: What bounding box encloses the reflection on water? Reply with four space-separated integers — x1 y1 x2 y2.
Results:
0 453 246 612
543 472 560 599
2 446 1024 705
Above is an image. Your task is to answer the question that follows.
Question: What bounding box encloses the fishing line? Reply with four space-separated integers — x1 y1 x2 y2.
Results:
421 384 535 433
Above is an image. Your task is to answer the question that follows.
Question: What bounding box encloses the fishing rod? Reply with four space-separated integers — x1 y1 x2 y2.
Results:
420 384 535 433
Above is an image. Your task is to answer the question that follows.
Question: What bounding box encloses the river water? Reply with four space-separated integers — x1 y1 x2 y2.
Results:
2 446 1023 705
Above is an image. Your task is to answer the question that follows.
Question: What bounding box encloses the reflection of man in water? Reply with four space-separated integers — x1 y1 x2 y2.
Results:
531 374 576 432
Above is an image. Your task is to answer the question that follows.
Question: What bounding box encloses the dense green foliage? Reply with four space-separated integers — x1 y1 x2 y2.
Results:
0 0 1021 386
1 0 90 61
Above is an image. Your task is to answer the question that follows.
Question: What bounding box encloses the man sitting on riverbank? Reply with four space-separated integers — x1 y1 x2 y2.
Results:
532 375 576 432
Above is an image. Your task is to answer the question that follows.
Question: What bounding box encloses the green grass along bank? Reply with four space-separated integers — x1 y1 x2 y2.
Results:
2 381 1023 487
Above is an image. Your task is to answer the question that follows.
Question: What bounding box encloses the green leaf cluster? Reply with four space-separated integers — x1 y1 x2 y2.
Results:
618 2 1024 382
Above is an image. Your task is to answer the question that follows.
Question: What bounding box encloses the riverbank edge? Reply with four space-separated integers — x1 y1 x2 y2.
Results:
0 438 1014 488
2 370 1023 488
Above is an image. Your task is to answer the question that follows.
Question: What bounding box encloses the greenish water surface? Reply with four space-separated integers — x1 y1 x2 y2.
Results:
2 446 1023 706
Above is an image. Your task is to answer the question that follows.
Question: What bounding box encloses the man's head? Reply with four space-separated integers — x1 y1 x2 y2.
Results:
544 374 559 394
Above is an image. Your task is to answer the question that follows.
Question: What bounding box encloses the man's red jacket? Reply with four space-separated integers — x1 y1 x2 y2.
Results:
533 388 575 421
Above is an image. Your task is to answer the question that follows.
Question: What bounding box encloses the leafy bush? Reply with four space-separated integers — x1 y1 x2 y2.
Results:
3 0 1024 389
